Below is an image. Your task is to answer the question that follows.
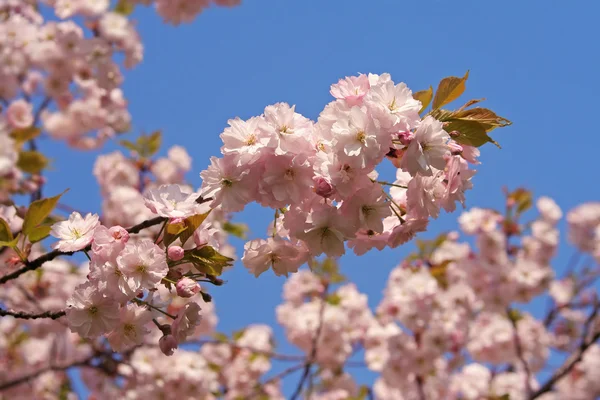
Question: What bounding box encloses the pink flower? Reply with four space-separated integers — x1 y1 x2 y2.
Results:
364 80 421 132
406 172 445 219
91 225 129 262
144 184 200 218
116 239 169 292
260 102 314 156
257 154 314 208
171 302 202 343
220 116 270 165
537 196 563 223
313 176 336 198
176 277 200 298
107 304 153 352
200 155 256 212
400 116 450 176
242 238 307 277
340 184 391 233
330 75 371 107
6 99 34 129
66 282 120 338
51 212 100 252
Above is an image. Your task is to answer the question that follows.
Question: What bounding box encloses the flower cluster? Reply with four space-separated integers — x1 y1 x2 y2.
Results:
198 73 480 277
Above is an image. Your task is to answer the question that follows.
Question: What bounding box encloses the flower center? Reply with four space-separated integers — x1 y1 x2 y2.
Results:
222 179 233 187
246 133 257 146
356 131 366 143
88 306 99 316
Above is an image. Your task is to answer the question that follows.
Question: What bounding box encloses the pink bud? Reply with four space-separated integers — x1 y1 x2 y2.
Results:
176 277 200 298
168 246 185 261
313 176 335 198
396 130 414 146
170 217 185 225
109 226 129 243
159 335 178 356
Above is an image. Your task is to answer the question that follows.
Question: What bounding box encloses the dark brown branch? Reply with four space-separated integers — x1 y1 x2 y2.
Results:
529 303 600 399
0 308 65 320
0 355 91 391
0 216 166 285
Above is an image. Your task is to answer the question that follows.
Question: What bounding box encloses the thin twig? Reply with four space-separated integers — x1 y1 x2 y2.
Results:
508 308 532 398
0 216 166 285
0 308 65 320
529 303 600 399
290 285 328 400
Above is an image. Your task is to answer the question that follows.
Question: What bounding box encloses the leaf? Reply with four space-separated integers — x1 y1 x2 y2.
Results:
17 151 49 174
0 218 13 242
136 130 162 158
163 221 186 247
326 293 342 305
413 86 433 113
185 246 234 276
432 70 469 109
451 107 512 132
222 221 248 239
232 329 245 341
28 225 52 243
114 0 135 15
445 119 501 148
10 127 41 146
179 212 211 246
22 191 67 237
119 140 139 154
507 308 523 323
430 260 452 289
213 332 229 343
0 236 19 249
508 188 532 214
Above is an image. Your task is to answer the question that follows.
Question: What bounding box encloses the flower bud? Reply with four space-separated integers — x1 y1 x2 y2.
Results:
313 176 335 198
109 226 129 243
159 334 178 356
168 246 185 261
176 277 200 298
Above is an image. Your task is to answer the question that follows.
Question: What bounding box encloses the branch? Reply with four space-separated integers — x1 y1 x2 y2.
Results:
0 308 65 320
508 309 533 398
290 285 328 400
529 303 600 399
0 216 166 285
0 355 91 391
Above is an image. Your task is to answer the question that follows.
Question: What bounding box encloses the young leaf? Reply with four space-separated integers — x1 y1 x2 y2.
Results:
185 246 234 277
222 221 248 239
432 70 469 109
10 127 41 147
451 107 512 132
22 191 67 237
119 140 139 154
179 212 211 246
445 120 501 148
0 237 19 249
115 0 135 15
413 86 433 113
28 225 52 243
0 218 14 242
17 151 49 174
508 188 532 214
163 221 187 247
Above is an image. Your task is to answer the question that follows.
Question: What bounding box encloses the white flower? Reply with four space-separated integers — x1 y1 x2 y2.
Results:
144 184 200 218
51 212 100 252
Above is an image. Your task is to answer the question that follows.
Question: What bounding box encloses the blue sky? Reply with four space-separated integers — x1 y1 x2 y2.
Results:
40 0 600 396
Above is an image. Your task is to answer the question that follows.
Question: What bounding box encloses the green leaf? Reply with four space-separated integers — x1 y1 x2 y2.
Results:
326 293 342 305
508 188 532 214
22 191 67 237
164 221 186 247
222 221 248 239
114 0 135 15
232 329 245 341
213 332 229 343
432 70 469 109
179 212 211 246
413 86 433 114
445 119 501 148
28 225 52 243
17 151 49 174
136 130 162 158
430 260 452 289
10 127 41 147
119 139 139 154
0 236 19 249
507 308 523 323
0 218 13 242
185 246 234 276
